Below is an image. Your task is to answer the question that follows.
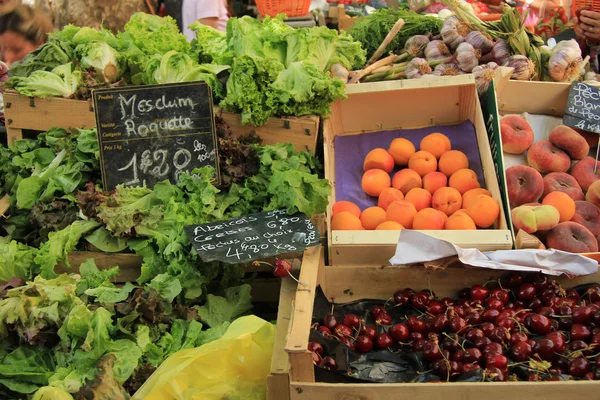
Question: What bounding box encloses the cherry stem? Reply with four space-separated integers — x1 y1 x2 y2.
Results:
285 269 308 287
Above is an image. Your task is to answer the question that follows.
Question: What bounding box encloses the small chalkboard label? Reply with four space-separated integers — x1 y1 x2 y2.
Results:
184 209 320 264
93 82 220 190
564 82 600 134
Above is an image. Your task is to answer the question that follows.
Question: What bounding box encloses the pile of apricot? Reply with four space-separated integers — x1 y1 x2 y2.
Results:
331 133 500 231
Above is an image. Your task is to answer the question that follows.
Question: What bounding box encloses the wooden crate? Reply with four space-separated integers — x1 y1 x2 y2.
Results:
284 247 600 400
325 76 513 265
3 91 320 154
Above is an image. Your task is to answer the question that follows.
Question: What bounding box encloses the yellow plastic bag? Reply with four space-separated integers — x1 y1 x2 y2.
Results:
132 315 275 400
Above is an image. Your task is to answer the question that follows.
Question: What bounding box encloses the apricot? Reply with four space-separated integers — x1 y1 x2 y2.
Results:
466 195 500 228
405 187 432 211
432 187 463 216
362 169 391 197
408 151 437 177
437 210 449 223
438 150 469 177
386 200 417 229
364 148 395 173
420 133 451 159
378 188 405 210
376 221 404 230
331 211 362 230
449 169 481 195
462 188 492 210
542 191 576 223
423 172 448 195
413 208 445 230
445 212 477 230
360 206 387 230
332 201 361 218
388 138 416 166
392 169 422 195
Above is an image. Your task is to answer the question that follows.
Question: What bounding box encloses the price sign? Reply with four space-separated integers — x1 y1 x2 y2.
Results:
92 82 220 190
563 82 600 134
184 209 320 264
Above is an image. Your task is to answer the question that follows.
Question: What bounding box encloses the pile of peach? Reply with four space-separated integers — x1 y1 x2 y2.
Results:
501 116 600 253
331 132 500 231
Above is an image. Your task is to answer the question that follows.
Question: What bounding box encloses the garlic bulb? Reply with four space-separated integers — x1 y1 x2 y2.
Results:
406 58 433 79
473 62 499 96
504 55 536 81
425 40 451 61
441 16 472 50
466 31 494 54
548 39 584 83
433 62 463 76
404 35 431 58
480 39 509 65
456 42 479 73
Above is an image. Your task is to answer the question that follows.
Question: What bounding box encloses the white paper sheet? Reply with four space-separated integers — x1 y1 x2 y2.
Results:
389 230 598 277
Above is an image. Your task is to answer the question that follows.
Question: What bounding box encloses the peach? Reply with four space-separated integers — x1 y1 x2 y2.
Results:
405 188 432 211
527 140 571 173
388 138 416 166
423 172 448 195
466 195 500 228
364 148 395 173
462 188 493 210
542 172 584 201
445 212 477 230
362 169 391 197
331 211 362 230
360 206 387 230
378 188 405 210
408 151 437 177
386 200 417 229
500 115 534 154
586 180 600 209
376 221 404 230
420 133 451 159
571 200 600 236
549 125 590 160
432 186 462 216
546 221 598 253
570 157 600 192
332 201 361 218
448 168 481 195
542 191 576 223
438 150 469 177
511 205 560 234
392 169 422 195
413 207 445 230
505 165 544 207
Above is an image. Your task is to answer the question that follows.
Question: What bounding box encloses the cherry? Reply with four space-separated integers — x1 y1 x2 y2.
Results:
528 298 544 311
428 332 439 342
323 315 338 330
586 286 600 302
465 311 482 325
480 322 495 337
510 341 532 362
412 339 427 351
423 340 442 361
411 292 430 309
407 316 426 333
528 374 543 381
409 332 424 342
319 356 338 371
376 333 394 350
546 375 564 381
340 337 355 351
463 348 483 364
370 305 385 319
592 310 600 326
334 324 353 339
496 309 516 321
487 354 508 370
528 314 551 335
517 284 536 301
359 325 378 341
569 357 591 377
538 307 554 317
393 290 411 306
506 272 524 288
591 332 600 347
474 337 492 351
481 308 500 323
571 324 592 341
510 332 528 345
485 367 506 381
458 288 472 299
441 297 455 307
490 288 509 304
594 368 600 380
312 352 322 365
427 301 444 314
389 323 409 342
572 306 593 324
553 355 569 372
375 312 392 326
441 334 461 353
496 318 515 331
545 332 566 353
343 314 361 330
483 342 503 358
431 314 449 332
569 340 589 352
432 359 461 379
557 305 573 316
464 328 485 344
355 335 373 353
308 342 324 356
533 338 556 361
462 363 480 374
583 372 595 380
421 289 437 299
449 316 468 334
485 298 504 310
532 274 551 291
453 349 465 363
489 326 509 344
566 289 581 299
471 284 489 301
317 326 332 338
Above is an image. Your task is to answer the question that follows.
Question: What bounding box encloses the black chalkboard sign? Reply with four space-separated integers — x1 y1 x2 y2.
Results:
184 209 320 264
92 82 220 190
564 82 600 134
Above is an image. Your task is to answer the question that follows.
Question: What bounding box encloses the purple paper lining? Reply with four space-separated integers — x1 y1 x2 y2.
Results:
334 121 486 211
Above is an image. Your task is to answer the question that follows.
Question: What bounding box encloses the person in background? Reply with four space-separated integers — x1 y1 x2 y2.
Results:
513 0 563 29
181 0 230 41
575 9 600 73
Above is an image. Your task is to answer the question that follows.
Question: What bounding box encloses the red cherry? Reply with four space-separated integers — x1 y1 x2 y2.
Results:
427 301 444 314
409 332 424 342
465 311 482 325
376 333 394 349
308 342 323 355
510 341 532 362
545 332 566 353
464 328 485 343
312 352 322 365
470 284 489 301
339 337 355 351
510 332 528 345
463 348 483 364
273 259 292 277
489 326 510 344
474 337 492 351
370 305 385 319
393 290 411 306
431 314 449 333
375 312 392 326
462 363 480 374
449 316 467 334
533 338 556 361
490 288 509 304
485 298 504 310
355 335 373 353
483 342 503 358
506 273 524 288
481 308 500 323
453 349 465 363
389 323 409 342
323 315 338 330
407 316 427 333
423 340 442 361
572 306 593 324
528 314 551 335
487 354 508 370
569 357 591 377
485 367 507 381
317 326 332 338
319 356 338 370
441 334 461 353
412 338 427 351
411 292 430 309
517 284 536 300
359 325 378 341
480 322 495 337
571 324 592 341
496 318 515 332
334 324 353 339
343 314 361 330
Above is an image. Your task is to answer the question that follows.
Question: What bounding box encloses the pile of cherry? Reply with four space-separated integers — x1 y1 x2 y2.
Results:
310 272 600 382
